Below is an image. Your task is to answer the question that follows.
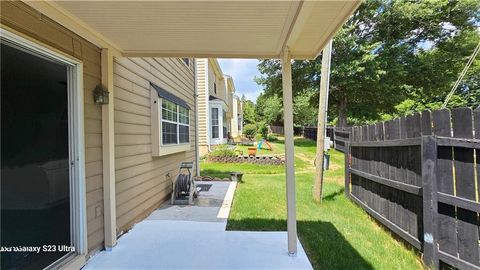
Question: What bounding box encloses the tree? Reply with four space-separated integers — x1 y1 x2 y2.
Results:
255 0 480 126
294 91 318 126
255 93 283 125
241 95 256 125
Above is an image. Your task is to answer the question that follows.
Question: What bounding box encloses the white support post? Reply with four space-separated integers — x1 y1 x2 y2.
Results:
313 40 333 202
281 47 298 256
101 48 117 249
193 59 201 176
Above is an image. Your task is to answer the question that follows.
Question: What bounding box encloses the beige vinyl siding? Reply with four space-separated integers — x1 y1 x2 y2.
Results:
113 57 196 233
226 87 234 119
1 1 105 253
211 74 227 102
208 61 217 98
196 59 209 147
231 97 239 137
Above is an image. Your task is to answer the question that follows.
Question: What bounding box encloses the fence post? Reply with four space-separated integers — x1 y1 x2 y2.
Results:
421 135 439 269
344 141 350 198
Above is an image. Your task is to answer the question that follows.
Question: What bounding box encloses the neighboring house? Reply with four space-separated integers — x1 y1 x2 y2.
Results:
196 59 235 155
230 96 243 138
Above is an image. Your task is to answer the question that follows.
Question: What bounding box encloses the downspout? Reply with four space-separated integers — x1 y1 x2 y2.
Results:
194 58 201 176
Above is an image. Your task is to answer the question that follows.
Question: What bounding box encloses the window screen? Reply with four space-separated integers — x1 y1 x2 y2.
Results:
161 99 189 145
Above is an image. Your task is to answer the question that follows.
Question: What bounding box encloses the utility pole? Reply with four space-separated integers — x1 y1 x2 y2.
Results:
313 40 332 202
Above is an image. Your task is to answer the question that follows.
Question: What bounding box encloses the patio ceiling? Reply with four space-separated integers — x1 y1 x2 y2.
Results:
27 0 361 59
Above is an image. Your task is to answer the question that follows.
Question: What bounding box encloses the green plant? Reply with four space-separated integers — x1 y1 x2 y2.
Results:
254 134 263 141
243 124 257 140
267 134 278 142
209 145 236 158
258 123 268 139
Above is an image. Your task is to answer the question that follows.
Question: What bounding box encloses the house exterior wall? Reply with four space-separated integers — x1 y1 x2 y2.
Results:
1 3 197 266
208 59 226 102
224 77 235 135
197 58 237 155
231 97 239 137
230 96 243 138
237 98 243 135
113 57 196 232
0 1 105 254
196 59 210 155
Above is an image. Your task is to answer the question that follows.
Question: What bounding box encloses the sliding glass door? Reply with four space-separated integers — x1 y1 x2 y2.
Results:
1 41 72 269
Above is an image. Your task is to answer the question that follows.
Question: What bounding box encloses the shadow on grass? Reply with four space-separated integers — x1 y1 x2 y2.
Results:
323 187 345 201
200 169 231 179
227 218 373 270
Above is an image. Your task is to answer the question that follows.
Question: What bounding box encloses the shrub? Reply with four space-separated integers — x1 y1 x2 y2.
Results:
243 124 257 140
209 145 236 158
254 133 263 141
267 134 279 142
258 123 268 139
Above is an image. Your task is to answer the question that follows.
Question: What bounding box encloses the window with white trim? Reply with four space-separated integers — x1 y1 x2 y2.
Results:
161 99 190 145
211 107 219 139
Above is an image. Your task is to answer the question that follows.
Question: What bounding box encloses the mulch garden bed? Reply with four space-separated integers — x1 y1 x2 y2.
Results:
207 154 285 165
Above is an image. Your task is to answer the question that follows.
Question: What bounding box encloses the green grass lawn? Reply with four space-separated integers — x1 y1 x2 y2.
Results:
234 140 286 155
201 138 310 178
200 138 423 269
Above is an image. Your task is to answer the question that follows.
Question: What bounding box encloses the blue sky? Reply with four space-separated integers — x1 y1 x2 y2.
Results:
218 59 263 102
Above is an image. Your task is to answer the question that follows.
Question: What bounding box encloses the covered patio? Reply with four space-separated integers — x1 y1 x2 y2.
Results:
23 0 361 264
84 181 312 269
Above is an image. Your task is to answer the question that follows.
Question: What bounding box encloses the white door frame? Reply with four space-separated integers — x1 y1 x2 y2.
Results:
0 28 88 258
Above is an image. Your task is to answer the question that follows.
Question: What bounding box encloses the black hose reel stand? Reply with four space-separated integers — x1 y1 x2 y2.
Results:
170 162 197 205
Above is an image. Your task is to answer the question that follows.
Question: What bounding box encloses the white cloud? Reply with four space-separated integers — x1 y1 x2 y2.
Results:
218 59 263 101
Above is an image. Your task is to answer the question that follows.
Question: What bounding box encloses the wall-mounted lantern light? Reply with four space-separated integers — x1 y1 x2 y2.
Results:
93 85 109 104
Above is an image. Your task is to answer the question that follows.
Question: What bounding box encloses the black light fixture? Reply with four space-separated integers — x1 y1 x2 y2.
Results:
93 85 109 104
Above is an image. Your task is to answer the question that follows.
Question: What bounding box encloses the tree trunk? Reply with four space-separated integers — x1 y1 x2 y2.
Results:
337 97 347 127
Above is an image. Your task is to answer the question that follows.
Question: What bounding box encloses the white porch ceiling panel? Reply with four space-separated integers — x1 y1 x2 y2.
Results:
49 1 361 59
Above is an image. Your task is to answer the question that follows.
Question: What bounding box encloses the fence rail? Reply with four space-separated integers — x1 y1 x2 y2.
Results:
303 126 351 152
270 125 304 136
344 107 480 270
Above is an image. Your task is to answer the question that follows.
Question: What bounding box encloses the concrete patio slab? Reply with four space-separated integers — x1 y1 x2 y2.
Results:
146 181 233 224
84 181 312 269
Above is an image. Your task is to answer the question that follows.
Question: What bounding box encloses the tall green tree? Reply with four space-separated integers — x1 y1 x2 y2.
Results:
255 0 480 126
255 93 283 125
293 91 318 126
241 95 256 125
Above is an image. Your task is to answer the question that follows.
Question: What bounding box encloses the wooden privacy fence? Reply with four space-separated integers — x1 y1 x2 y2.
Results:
344 107 480 269
326 126 334 141
303 127 317 141
270 126 303 136
303 126 351 153
270 125 284 135
333 127 351 152
304 127 333 141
